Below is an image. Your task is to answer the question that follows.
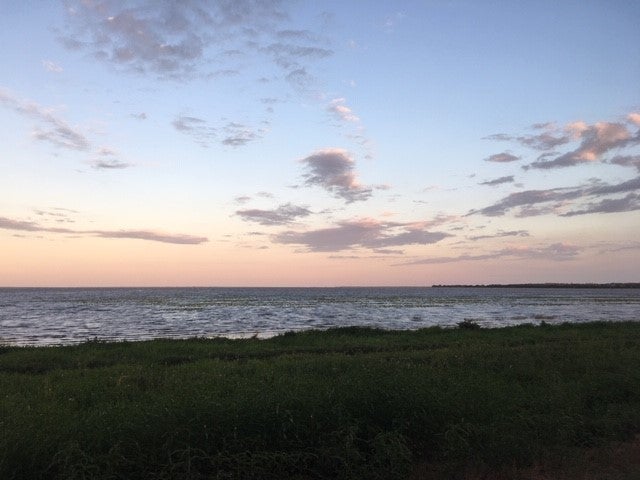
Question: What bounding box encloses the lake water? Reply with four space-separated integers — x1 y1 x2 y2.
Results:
1 287 639 346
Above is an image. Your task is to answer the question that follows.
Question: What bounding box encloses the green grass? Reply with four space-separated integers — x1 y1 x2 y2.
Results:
1 322 639 479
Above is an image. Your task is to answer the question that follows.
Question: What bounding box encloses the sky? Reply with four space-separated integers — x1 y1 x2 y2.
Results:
1 0 639 287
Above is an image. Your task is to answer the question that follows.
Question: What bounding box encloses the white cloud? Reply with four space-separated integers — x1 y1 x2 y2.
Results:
42 60 63 73
327 98 359 123
628 113 640 126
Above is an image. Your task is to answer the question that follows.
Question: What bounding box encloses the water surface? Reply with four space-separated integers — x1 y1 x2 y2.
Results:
1 287 638 345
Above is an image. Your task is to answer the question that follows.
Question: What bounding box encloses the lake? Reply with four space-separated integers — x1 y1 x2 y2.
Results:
1 286 639 345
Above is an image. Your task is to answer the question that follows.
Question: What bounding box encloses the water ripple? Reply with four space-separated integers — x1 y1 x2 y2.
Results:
0 287 638 346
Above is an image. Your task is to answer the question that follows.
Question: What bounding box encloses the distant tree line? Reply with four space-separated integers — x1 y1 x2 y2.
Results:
431 283 640 289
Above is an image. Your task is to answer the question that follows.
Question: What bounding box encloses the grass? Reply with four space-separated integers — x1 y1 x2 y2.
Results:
1 322 639 479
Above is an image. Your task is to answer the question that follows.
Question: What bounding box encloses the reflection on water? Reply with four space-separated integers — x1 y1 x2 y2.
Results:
1 287 639 345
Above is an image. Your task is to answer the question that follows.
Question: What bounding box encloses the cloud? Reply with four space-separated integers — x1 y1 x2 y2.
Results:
628 113 640 126
276 29 317 42
173 115 206 131
172 116 264 147
285 67 314 90
93 230 207 244
373 249 404 255
382 12 405 32
90 159 131 169
34 208 76 224
479 175 515 186
234 195 252 204
468 230 530 241
0 217 50 233
59 0 331 82
1 89 132 171
300 148 372 203
327 98 359 123
0 215 207 245
221 121 264 147
486 116 640 170
0 87 90 151
236 203 312 226
609 154 640 171
130 112 147 120
484 125 570 151
597 241 640 254
528 122 635 169
273 217 451 252
485 152 520 163
89 146 131 170
42 60 63 73
399 243 581 265
172 115 215 146
561 193 640 216
470 175 640 217
262 42 332 69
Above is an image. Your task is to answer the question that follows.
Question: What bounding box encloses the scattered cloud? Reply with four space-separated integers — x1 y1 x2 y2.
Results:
486 116 640 170
42 60 63 73
470 175 640 217
89 146 131 170
172 115 214 146
382 12 405 32
467 230 530 241
399 243 581 265
221 121 265 147
172 116 264 147
0 87 89 151
234 195 252 204
609 154 640 172
561 193 640 217
479 175 515 186
173 115 206 130
33 208 76 224
90 159 131 169
273 217 451 252
628 113 640 127
0 215 207 245
300 148 372 203
528 122 635 169
262 42 332 69
373 248 404 255
130 112 147 120
236 203 312 226
94 230 207 244
59 0 332 84
485 152 520 163
597 241 640 254
327 97 359 123
285 67 314 90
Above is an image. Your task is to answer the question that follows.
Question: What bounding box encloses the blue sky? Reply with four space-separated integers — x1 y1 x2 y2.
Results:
0 0 639 286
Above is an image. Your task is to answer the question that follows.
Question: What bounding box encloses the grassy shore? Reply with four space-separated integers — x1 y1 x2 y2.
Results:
1 322 640 479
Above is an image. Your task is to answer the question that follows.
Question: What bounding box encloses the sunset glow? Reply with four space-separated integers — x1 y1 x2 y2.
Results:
1 1 639 286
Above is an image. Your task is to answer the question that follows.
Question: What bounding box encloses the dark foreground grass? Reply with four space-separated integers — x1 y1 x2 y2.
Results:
1 322 639 479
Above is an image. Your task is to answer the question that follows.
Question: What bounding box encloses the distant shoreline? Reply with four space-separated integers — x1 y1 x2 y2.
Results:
431 283 640 289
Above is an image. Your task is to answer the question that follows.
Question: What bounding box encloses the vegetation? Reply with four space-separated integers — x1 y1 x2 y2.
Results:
1 322 639 479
